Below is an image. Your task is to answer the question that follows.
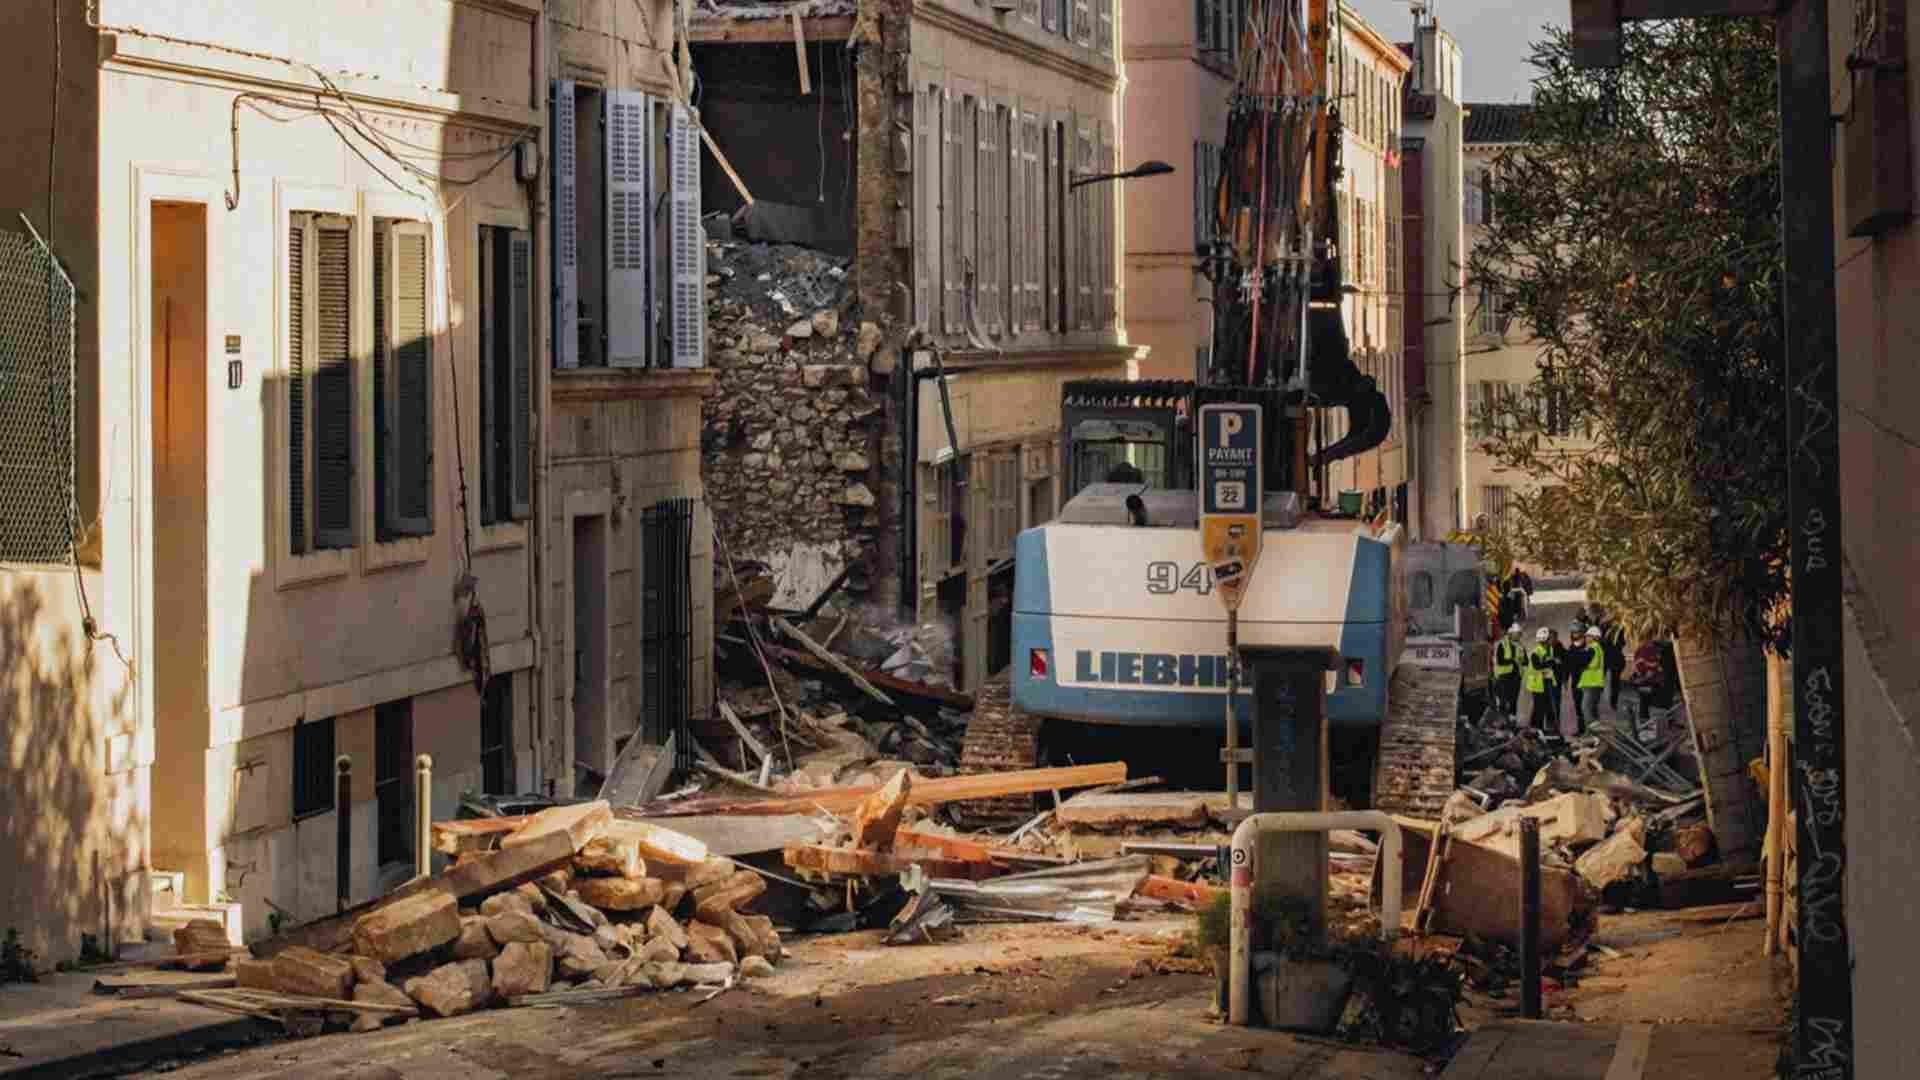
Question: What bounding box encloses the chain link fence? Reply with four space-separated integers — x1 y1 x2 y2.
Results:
0 214 76 564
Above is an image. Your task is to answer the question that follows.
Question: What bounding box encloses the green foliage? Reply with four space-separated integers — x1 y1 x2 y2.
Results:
1 928 38 983
1469 20 1789 649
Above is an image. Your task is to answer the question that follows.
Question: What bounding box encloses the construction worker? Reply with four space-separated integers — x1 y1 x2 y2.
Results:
1566 624 1606 734
1546 627 1568 730
1595 611 1629 713
1493 625 1523 720
1525 627 1559 732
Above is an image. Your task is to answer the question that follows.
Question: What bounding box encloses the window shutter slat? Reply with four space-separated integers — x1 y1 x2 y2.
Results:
1096 0 1112 57
552 79 580 370
943 90 961 335
509 230 534 519
1073 0 1092 47
1047 119 1061 330
389 225 433 535
607 89 653 368
288 219 307 555
373 223 388 533
669 103 706 368
915 86 933 332
313 220 354 549
1100 133 1115 329
1075 124 1093 329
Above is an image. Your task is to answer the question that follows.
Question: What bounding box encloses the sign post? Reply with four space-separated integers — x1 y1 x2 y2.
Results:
1199 404 1263 804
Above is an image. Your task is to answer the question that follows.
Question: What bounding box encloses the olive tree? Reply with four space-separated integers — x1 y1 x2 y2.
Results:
1469 18 1787 651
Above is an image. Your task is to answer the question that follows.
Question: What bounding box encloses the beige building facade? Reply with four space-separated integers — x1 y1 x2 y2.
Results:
1398 19 1466 541
1459 103 1597 535
0 0 710 965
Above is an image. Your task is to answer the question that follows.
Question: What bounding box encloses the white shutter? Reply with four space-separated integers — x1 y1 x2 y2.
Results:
1075 123 1094 329
1073 0 1092 46
669 103 706 368
1046 118 1062 330
1022 114 1042 332
508 230 534 519
551 79 579 370
606 89 653 368
1100 132 1116 329
383 221 433 536
942 89 962 335
1096 0 1112 57
1007 111 1025 339
979 104 1001 337
914 85 935 331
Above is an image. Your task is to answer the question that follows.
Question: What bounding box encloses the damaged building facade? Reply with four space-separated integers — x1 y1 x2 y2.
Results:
693 0 1138 693
0 0 714 965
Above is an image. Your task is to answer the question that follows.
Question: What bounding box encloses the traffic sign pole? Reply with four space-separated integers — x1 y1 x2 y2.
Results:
1199 404 1263 805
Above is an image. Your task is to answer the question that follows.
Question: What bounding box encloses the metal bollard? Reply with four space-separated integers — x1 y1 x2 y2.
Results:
335 755 352 913
1519 816 1542 1019
415 754 434 881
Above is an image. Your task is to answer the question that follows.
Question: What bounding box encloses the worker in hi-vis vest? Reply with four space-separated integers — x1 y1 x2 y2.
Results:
1569 624 1607 735
1525 627 1559 733
1493 625 1523 720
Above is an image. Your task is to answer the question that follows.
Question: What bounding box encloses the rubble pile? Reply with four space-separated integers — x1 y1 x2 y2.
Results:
189 803 779 1035
701 241 887 575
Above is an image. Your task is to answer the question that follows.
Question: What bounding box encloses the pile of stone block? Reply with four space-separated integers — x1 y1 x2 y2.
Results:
236 801 781 1032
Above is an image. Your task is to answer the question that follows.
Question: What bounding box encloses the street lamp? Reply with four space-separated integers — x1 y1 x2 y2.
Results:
1070 160 1175 191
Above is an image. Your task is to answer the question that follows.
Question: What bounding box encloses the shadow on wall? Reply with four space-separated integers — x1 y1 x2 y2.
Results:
0 572 143 972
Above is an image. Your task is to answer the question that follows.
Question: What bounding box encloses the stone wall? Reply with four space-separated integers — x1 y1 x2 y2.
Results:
702 241 888 600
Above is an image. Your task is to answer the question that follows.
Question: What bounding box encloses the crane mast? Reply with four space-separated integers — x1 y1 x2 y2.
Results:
1200 0 1390 504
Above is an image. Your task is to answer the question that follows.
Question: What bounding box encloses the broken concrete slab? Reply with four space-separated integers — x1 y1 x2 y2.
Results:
351 889 461 965
1575 820 1649 891
491 942 553 999
553 933 610 979
640 814 834 858
405 958 494 1018
850 769 911 852
574 876 667 911
1452 792 1612 858
1378 816 1594 953
234 958 276 991
739 955 775 979
1056 792 1212 831
693 871 767 921
269 946 355 1000
348 956 387 986
351 978 418 1017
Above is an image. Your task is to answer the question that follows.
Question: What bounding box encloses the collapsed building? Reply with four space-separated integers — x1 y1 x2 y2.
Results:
694 0 1140 693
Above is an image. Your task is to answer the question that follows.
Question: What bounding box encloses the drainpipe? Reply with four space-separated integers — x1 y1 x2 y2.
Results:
1227 810 1404 1027
899 343 961 621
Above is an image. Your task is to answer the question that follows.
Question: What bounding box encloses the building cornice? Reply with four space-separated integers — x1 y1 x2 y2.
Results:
921 342 1138 372
458 0 542 20
914 3 1119 92
551 368 717 404
1339 4 1414 72
100 34 540 131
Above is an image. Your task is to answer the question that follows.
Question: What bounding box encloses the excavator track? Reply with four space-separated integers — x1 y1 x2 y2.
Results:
1371 663 1463 820
955 671 1046 826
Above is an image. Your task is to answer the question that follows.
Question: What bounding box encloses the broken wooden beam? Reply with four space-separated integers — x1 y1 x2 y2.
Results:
783 843 1000 882
773 617 895 708
653 762 1128 818
685 14 856 45
726 634 974 711
1136 875 1227 910
851 770 912 852
717 701 773 768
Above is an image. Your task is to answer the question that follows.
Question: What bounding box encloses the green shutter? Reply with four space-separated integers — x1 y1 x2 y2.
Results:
312 218 354 550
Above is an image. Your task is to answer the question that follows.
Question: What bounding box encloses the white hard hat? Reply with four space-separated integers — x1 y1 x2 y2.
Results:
1536 627 1550 642
1507 624 1521 636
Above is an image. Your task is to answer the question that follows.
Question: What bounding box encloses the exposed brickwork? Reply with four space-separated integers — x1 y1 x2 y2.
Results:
954 673 1046 823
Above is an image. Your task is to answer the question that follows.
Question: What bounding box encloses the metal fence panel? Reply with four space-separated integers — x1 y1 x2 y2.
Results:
641 497 695 775
0 214 76 564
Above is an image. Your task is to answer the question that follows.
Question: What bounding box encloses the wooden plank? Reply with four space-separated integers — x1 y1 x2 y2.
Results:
1136 875 1226 910
751 639 974 711
250 829 576 959
686 14 855 44
717 702 772 766
783 843 1000 881
653 762 1129 818
699 126 756 207
773 617 894 708
792 11 811 95
851 770 911 851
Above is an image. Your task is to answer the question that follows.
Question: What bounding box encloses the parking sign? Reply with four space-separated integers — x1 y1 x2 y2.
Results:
1198 403 1263 611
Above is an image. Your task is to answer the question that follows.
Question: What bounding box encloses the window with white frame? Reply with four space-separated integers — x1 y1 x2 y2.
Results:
288 211 357 554
1477 283 1510 337
551 80 703 372
479 225 534 526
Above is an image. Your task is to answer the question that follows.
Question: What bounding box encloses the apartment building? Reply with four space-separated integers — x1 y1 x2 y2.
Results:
691 0 1136 693
1121 0 1240 382
1459 102 1597 534
1397 17 1466 540
0 0 711 964
1323 3 1412 520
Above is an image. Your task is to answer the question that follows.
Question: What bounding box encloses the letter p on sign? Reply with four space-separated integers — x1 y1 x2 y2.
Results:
1222 413 1243 439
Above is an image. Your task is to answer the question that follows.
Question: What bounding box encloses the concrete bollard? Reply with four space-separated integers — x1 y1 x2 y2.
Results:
415 754 434 881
